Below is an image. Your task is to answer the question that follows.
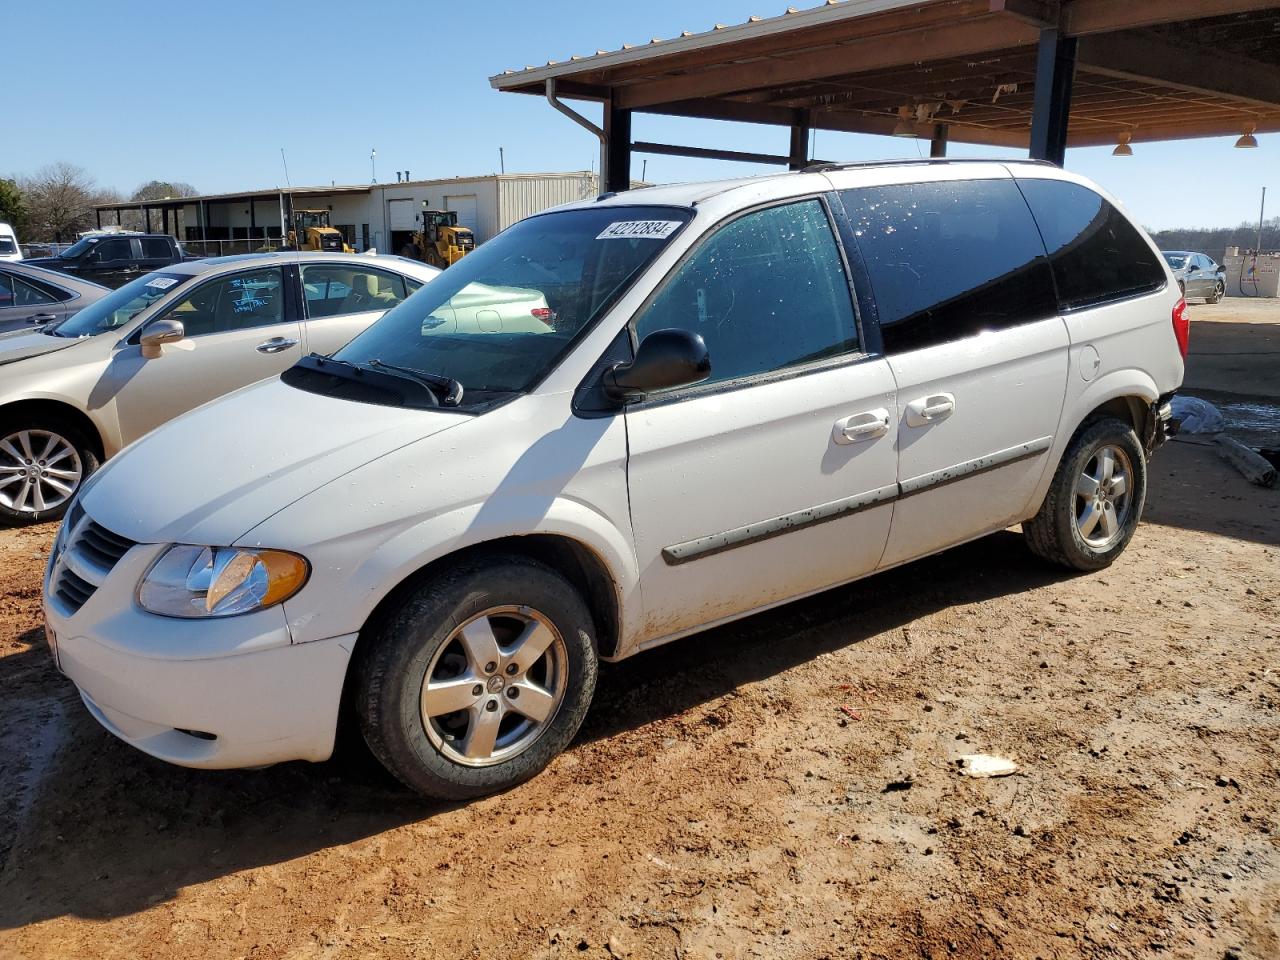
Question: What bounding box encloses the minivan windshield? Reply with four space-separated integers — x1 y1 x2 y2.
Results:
51 271 192 338
0 238 16 255
313 205 691 404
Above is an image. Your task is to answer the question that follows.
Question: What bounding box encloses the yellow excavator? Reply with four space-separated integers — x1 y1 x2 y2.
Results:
402 209 474 268
287 209 352 253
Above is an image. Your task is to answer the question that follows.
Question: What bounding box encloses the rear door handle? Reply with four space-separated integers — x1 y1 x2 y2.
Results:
905 393 955 427
256 337 299 354
833 408 890 445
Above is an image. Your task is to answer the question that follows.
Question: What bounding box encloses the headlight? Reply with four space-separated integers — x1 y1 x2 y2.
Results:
138 545 309 618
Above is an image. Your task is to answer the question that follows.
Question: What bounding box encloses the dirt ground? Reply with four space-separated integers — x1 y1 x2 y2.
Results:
0 302 1277 960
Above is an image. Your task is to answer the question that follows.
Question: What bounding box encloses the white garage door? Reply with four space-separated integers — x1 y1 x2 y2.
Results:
445 195 478 233
388 198 416 231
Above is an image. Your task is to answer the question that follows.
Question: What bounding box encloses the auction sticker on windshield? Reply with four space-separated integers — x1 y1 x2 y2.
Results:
146 277 179 290
596 220 683 241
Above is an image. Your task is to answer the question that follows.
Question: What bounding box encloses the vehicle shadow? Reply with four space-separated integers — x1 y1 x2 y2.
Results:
0 530 1073 930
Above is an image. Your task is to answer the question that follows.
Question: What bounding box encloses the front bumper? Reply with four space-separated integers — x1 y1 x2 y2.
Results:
44 530 355 770
57 629 356 769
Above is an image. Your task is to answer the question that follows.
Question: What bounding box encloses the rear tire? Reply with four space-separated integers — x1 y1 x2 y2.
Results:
355 556 598 800
0 418 99 527
1024 417 1146 571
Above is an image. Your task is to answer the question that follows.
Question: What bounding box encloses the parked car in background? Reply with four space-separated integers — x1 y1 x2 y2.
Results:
0 252 438 524
41 162 1184 800
1162 251 1225 303
0 262 111 333
22 233 196 289
0 223 21 262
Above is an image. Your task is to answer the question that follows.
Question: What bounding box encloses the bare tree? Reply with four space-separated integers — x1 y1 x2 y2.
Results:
131 180 198 202
19 162 101 242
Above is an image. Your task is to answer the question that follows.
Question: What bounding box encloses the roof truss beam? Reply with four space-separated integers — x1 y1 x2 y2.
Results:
1077 31 1280 109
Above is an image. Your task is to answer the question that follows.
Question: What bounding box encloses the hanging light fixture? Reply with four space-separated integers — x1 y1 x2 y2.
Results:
1112 132 1134 157
892 105 916 138
1235 124 1259 149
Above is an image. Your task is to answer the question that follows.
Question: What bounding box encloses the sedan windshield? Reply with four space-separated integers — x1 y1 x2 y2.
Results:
315 205 691 403
1162 254 1188 269
52 271 192 337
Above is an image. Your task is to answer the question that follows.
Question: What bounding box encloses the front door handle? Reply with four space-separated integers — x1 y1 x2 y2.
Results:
833 408 890 445
905 393 956 427
25 313 58 324
256 336 299 354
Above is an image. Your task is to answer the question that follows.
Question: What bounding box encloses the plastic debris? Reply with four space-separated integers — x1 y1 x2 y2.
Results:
839 705 863 721
1169 395 1225 434
957 754 1018 778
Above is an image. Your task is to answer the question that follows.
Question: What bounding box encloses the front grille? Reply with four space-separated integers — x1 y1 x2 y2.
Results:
50 514 137 616
55 568 95 611
76 521 134 569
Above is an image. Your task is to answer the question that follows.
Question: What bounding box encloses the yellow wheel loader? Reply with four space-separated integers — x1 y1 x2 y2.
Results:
401 209 474 268
288 209 352 253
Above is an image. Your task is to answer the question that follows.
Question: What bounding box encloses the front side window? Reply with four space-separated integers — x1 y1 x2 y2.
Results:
51 272 193 338
635 199 859 388
841 179 1057 354
0 272 12 308
313 205 690 403
1018 178 1166 310
302 264 409 318
162 267 286 336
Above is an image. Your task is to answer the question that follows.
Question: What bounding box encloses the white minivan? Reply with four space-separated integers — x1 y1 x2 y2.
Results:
43 161 1185 799
0 222 22 262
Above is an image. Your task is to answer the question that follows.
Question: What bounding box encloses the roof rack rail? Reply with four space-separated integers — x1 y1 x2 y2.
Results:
800 157 1056 174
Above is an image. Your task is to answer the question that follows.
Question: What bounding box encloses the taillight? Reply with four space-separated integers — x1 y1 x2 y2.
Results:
1172 297 1190 359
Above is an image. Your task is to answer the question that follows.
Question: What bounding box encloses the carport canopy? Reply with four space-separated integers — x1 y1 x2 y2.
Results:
491 0 1280 191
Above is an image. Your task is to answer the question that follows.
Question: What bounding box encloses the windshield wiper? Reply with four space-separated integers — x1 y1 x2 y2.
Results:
297 353 463 407
366 358 464 406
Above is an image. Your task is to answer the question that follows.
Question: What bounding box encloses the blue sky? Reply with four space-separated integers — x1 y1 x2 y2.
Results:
7 0 1274 231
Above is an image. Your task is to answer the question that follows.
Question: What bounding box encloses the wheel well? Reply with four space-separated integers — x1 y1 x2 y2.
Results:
0 399 105 459
359 535 622 659
1083 396 1145 436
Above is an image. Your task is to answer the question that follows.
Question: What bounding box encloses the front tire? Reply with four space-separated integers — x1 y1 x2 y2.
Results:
0 420 99 527
1208 281 1224 304
355 557 599 800
1024 417 1147 571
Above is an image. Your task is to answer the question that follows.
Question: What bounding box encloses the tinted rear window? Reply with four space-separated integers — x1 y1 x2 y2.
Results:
1017 179 1166 310
840 179 1057 354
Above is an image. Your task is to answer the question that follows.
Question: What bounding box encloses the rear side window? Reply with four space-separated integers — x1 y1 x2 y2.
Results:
1017 179 1166 310
141 238 173 258
635 199 859 388
840 179 1057 354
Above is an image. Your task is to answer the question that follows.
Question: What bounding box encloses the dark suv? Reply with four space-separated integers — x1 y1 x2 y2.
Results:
25 234 193 289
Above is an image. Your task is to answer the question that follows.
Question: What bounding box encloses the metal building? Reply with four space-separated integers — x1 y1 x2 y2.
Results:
92 172 601 256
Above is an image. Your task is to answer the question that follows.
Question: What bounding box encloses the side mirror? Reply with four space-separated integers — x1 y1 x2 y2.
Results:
139 317 185 359
604 328 710 401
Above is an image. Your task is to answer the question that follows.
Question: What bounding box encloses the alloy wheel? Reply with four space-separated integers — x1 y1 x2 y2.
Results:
1074 444 1133 549
0 430 83 515
420 605 568 767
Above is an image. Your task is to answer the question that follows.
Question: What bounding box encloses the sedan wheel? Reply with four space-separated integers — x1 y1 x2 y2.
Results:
0 429 84 516
421 605 568 767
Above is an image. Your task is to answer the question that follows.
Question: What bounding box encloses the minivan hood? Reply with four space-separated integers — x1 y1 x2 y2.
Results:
0 328 82 365
82 378 467 545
